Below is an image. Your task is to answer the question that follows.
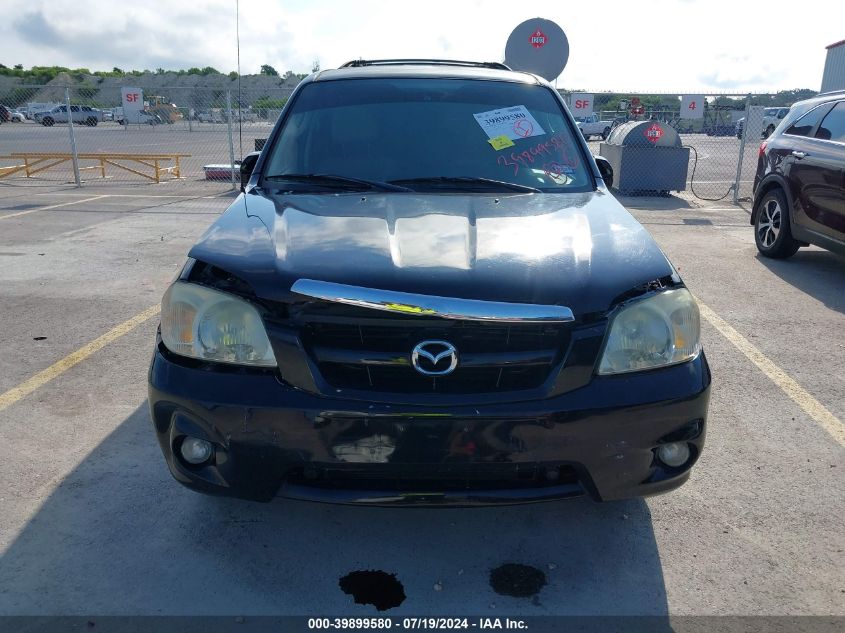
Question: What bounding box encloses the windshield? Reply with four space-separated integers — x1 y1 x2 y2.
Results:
262 78 592 193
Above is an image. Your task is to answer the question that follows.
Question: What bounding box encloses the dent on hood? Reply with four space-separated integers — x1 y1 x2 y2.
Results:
188 194 276 275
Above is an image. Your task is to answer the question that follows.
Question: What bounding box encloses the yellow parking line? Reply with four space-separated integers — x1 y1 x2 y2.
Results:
0 195 110 220
0 304 160 413
698 299 845 447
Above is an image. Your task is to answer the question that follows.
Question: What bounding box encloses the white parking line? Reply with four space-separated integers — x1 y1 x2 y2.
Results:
31 193 199 199
698 299 845 447
0 195 110 220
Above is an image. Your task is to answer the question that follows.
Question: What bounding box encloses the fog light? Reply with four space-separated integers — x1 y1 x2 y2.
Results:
657 442 691 468
180 436 213 465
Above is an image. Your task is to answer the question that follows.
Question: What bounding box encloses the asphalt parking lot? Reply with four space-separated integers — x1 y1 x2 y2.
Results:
0 182 842 617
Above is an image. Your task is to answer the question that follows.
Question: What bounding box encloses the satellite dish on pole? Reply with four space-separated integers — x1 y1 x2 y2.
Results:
504 18 569 81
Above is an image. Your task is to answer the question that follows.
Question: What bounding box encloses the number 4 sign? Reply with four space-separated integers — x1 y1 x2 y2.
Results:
680 94 705 120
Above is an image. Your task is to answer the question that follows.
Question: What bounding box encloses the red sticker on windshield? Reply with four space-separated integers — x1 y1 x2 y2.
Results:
513 118 534 138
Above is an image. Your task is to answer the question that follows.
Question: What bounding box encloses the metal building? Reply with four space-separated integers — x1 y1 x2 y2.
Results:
821 39 845 92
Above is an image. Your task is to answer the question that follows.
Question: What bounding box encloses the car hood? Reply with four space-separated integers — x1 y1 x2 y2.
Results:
188 189 676 318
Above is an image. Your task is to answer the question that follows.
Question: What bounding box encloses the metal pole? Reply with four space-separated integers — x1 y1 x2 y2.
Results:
226 90 237 190
732 94 751 205
65 87 82 187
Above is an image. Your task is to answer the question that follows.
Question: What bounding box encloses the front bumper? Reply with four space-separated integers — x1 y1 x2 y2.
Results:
148 343 711 505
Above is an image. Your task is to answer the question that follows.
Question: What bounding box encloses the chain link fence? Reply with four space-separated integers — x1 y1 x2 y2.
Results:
558 91 788 203
1 83 800 204
0 84 291 188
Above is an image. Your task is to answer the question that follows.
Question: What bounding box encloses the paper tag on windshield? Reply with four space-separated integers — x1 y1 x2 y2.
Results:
473 105 545 141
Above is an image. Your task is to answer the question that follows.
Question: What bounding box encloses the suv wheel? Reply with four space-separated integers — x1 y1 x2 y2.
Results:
42 117 54 127
86 117 97 126
765 124 775 137
754 189 800 259
602 127 611 140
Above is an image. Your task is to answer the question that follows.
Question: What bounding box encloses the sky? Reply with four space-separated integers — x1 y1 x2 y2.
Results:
1 0 841 93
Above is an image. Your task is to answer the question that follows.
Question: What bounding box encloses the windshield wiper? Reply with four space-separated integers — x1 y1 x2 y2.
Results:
264 173 412 192
388 176 541 193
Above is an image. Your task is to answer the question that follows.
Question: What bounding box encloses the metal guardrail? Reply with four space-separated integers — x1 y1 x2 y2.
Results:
1 152 191 182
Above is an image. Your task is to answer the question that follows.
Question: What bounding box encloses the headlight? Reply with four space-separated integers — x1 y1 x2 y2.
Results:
160 281 276 367
598 288 700 375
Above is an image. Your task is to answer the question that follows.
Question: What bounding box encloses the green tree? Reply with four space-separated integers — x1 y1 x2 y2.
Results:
260 64 279 76
253 96 288 109
77 83 98 102
14 64 23 70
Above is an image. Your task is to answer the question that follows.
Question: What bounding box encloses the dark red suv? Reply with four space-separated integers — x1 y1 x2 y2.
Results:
752 90 845 258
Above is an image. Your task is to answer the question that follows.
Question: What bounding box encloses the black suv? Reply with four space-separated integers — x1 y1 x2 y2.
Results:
149 60 710 505
752 91 845 258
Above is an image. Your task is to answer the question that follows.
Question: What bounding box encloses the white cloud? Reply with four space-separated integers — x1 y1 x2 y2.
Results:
0 0 840 92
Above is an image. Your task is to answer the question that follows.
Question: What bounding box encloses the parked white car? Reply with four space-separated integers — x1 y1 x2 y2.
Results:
197 110 224 123
35 105 105 126
735 107 790 139
25 102 59 120
233 109 258 122
575 113 614 140
116 109 159 125
11 110 26 122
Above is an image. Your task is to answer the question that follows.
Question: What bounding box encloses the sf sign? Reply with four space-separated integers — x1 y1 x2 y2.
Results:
645 123 664 144
121 87 144 114
529 29 547 49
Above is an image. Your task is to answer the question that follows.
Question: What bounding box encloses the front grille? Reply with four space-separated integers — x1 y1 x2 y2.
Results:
317 363 550 393
295 302 570 395
286 463 580 492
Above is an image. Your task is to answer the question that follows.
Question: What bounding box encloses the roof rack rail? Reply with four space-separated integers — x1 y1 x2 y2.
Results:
339 59 512 71
818 88 845 96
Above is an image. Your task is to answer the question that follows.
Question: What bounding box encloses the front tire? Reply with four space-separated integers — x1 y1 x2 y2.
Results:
42 117 54 127
86 117 98 126
754 188 800 259
601 127 611 140
765 124 775 137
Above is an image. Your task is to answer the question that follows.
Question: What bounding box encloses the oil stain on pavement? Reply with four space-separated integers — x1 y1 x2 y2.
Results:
339 570 406 611
489 563 547 598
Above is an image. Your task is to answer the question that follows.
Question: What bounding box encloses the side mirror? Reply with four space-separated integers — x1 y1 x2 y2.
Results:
240 151 260 192
594 156 614 188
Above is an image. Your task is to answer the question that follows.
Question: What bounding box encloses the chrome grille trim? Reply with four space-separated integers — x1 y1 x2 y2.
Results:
291 279 575 323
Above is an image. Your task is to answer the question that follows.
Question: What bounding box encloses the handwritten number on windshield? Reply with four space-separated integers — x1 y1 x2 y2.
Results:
495 134 580 177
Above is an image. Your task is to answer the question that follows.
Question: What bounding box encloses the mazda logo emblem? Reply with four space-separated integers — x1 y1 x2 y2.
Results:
411 340 458 376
